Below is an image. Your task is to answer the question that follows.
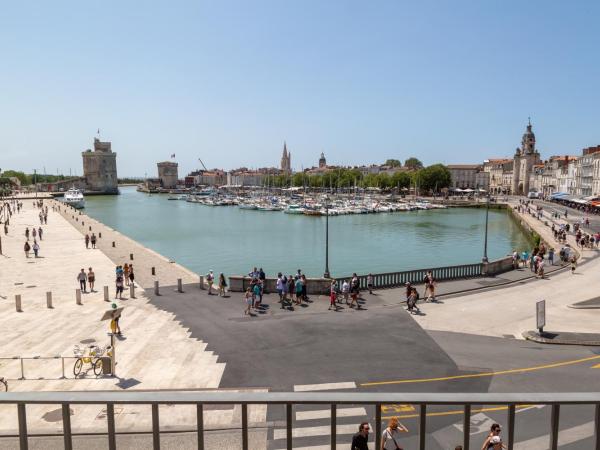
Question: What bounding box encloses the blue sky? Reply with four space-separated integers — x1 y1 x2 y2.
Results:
1 1 599 177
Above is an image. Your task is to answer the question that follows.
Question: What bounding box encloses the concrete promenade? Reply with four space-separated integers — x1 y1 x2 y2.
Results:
0 201 267 442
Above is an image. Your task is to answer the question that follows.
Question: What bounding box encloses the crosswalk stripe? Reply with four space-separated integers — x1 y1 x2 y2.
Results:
514 420 595 449
273 422 371 440
293 382 356 392
296 407 367 421
272 446 331 450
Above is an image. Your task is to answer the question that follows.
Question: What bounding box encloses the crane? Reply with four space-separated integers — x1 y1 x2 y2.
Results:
198 158 208 171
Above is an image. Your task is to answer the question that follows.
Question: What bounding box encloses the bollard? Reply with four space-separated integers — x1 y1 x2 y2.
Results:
103 285 109 302
154 280 160 295
15 294 22 312
112 241 115 247
177 278 183 293
99 232 102 238
130 284 135 299
199 275 205 290
46 291 53 308
151 266 155 276
76 289 82 305
129 253 134 260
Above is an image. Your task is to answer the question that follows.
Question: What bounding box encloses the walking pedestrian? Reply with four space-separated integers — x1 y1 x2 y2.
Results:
381 417 406 450
548 248 554 266
23 241 30 257
123 263 130 286
276 273 284 304
84 234 90 249
423 270 436 302
253 281 261 309
88 267 96 292
351 422 370 450
90 233 96 248
32 228 37 240
281 274 289 305
206 270 215 295
350 273 360 309
295 276 303 305
244 287 252 315
367 273 374 294
571 256 577 274
32 241 40 258
288 275 295 305
342 280 350 304
38 227 43 240
110 303 122 335
3 223 7 235
328 280 338 311
115 274 124 299
25 227 29 241
481 423 505 450
128 265 135 286
537 258 545 279
301 274 308 302
218 273 227 296
77 269 87 292
406 287 420 314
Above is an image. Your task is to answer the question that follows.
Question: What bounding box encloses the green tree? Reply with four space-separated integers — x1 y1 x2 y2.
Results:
384 159 402 168
417 164 451 193
391 171 411 189
2 170 31 185
404 157 423 170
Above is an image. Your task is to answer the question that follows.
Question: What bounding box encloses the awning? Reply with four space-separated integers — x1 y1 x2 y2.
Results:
549 192 568 199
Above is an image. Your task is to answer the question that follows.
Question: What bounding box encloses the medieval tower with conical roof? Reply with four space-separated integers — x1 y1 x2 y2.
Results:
280 142 291 174
512 119 541 195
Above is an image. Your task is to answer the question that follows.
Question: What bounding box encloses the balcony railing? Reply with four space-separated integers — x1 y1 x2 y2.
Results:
0 392 599 450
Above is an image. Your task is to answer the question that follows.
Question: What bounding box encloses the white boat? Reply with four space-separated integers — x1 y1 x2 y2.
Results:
63 188 85 209
284 204 305 214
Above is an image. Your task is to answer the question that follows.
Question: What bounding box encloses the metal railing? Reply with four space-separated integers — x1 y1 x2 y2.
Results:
335 262 484 289
0 355 90 381
0 392 599 450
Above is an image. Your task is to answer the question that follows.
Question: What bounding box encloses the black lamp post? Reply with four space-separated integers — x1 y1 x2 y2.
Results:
483 192 490 264
324 196 331 278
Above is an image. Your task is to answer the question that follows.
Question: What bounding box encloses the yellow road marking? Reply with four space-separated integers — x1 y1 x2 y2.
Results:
591 363 600 369
383 404 534 420
361 354 600 387
382 404 416 413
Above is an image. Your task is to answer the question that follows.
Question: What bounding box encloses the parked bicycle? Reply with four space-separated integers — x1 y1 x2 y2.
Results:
73 344 111 377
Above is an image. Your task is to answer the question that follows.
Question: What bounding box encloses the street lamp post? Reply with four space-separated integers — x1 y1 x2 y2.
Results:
33 169 37 199
482 192 490 265
324 196 331 279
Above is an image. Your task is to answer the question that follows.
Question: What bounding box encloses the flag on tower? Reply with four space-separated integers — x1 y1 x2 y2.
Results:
171 153 176 159
97 128 100 135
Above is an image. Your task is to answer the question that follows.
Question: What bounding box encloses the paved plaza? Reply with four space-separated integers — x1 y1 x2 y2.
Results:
1 198 599 449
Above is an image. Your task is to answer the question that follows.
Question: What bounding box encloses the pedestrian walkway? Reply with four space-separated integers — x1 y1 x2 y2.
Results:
0 202 234 435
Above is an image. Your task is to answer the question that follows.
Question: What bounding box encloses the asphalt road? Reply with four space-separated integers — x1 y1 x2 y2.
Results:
146 286 600 449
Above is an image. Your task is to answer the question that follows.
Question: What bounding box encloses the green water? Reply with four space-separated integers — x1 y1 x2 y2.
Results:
82 187 531 277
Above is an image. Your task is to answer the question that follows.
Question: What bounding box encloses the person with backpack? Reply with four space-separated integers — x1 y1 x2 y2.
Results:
24 241 31 258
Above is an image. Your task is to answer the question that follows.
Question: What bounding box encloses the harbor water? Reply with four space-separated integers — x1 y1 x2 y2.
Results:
83 187 531 277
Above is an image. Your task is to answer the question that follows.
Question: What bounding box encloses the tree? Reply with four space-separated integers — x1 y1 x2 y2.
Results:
391 171 411 189
417 164 451 193
384 159 402 168
404 157 423 170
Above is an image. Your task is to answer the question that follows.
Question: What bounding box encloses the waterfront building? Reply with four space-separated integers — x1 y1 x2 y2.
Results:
483 159 513 194
157 161 179 189
81 138 118 193
512 120 542 195
280 142 291 174
193 170 226 186
447 164 490 190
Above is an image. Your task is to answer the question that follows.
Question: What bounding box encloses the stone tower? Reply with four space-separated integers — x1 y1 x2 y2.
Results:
157 161 179 189
319 152 327 168
81 138 118 194
512 119 541 195
280 142 291 174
